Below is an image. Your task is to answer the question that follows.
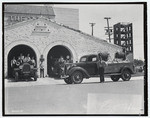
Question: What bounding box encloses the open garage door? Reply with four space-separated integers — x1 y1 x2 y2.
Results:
7 44 37 78
47 45 72 77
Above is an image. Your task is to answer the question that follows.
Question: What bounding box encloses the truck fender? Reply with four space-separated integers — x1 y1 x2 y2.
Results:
68 67 90 78
121 66 133 74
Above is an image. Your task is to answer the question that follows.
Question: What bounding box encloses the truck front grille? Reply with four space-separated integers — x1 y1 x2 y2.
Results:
23 64 31 73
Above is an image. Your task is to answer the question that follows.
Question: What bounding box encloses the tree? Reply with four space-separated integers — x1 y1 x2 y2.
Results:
134 59 144 66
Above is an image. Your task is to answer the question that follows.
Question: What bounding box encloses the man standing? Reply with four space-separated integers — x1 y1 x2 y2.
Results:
40 55 45 78
40 63 44 78
58 56 65 77
97 53 106 83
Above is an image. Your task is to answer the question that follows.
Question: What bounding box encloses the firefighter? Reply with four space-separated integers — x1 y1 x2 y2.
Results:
58 56 65 76
40 62 44 78
58 56 68 78
97 53 107 83
31 57 36 67
25 54 31 62
65 55 72 63
11 57 16 68
16 56 21 67
10 57 17 78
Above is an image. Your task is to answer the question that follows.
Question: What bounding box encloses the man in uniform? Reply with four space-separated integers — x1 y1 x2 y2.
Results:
11 57 16 68
16 56 21 67
97 53 107 83
31 57 36 67
10 57 16 78
20 53 24 64
58 56 69 78
65 55 73 63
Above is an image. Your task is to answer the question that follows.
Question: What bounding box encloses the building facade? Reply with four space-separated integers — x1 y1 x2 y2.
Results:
4 4 122 78
114 22 133 54
4 4 79 29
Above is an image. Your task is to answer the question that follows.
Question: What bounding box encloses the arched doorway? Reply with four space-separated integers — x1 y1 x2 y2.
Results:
8 44 37 78
47 45 72 77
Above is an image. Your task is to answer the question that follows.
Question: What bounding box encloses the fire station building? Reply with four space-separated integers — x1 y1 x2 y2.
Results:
4 4 122 77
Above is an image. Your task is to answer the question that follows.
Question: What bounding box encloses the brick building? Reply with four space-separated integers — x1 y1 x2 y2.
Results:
4 4 122 77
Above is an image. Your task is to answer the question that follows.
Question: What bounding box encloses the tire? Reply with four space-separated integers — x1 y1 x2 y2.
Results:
34 72 38 81
64 77 73 84
111 75 120 82
15 72 19 82
25 76 29 82
121 69 131 81
71 71 83 84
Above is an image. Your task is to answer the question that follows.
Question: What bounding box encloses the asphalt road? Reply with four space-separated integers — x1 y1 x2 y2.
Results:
4 76 144 115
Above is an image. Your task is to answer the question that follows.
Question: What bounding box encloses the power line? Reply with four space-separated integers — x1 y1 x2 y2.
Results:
104 17 112 43
89 23 96 36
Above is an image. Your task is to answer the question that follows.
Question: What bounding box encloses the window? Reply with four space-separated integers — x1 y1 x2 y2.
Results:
87 55 97 62
121 28 125 32
116 40 118 44
129 27 131 31
80 57 87 62
92 57 97 62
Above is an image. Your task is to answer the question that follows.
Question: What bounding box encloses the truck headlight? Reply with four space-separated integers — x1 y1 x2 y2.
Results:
66 64 76 70
19 65 23 69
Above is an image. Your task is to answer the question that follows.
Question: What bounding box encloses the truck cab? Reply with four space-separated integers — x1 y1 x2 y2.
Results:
59 53 135 84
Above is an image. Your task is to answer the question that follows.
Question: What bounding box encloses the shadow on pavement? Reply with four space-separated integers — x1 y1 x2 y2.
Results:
56 80 129 86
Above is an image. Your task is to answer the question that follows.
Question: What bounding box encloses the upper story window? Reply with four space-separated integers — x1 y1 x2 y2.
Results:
129 26 131 31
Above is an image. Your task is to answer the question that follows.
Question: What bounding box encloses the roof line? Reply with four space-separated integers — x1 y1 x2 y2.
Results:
4 17 122 49
4 11 56 16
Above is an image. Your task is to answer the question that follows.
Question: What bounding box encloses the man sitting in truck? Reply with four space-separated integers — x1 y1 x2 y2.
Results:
58 56 69 79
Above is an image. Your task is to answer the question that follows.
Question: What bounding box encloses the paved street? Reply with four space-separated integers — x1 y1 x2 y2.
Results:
4 76 144 115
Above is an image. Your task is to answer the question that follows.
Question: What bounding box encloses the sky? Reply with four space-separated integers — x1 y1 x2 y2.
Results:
54 4 144 60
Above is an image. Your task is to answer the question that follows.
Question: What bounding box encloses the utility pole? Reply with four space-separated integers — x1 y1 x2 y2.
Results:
104 17 112 42
89 23 95 36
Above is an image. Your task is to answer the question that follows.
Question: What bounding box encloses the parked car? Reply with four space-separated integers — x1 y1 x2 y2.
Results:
13 62 38 82
57 54 135 84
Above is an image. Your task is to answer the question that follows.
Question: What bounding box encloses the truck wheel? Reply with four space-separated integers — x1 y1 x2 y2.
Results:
64 77 73 84
25 76 29 82
111 75 120 82
121 70 131 81
71 71 83 84
34 72 38 81
15 72 19 82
